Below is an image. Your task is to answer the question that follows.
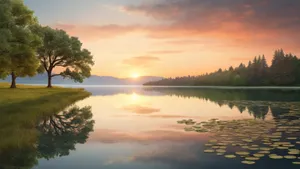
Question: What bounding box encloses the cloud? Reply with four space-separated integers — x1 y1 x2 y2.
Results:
53 23 141 41
122 104 160 114
88 129 209 143
122 56 160 67
164 40 205 45
148 50 183 54
122 0 300 49
147 115 192 118
52 0 300 51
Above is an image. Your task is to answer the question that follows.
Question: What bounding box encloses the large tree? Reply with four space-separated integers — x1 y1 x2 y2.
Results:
0 0 41 88
35 26 94 88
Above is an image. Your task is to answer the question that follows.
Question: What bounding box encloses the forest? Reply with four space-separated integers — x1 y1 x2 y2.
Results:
144 49 300 86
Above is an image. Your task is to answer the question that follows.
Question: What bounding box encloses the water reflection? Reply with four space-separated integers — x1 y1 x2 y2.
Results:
37 106 95 160
0 106 94 169
3 87 300 169
79 87 300 169
145 87 300 119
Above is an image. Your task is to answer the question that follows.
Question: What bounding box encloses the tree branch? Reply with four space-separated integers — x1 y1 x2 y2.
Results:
42 60 49 72
53 58 66 67
51 74 61 77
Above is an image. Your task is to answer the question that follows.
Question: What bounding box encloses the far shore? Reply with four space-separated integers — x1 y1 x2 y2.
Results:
9 83 300 90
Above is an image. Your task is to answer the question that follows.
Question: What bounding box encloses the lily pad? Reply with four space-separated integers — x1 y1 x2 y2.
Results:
245 157 260 161
269 154 283 159
284 155 297 159
241 161 255 165
253 154 265 158
204 149 215 153
225 154 236 159
236 152 250 156
216 149 226 153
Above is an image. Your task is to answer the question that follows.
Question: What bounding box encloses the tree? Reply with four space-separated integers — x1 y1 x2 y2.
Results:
0 0 41 88
35 26 94 88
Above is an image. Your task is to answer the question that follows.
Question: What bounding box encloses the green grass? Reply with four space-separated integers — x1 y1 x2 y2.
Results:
0 83 91 129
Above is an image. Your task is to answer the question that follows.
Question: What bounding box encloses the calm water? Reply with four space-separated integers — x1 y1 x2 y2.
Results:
2 86 300 169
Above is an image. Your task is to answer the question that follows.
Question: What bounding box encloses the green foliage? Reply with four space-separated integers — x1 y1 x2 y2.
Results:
0 0 12 50
271 49 298 85
145 49 300 86
0 0 42 88
35 26 94 87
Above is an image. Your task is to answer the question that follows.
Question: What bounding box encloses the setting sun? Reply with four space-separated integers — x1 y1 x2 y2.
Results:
131 73 140 79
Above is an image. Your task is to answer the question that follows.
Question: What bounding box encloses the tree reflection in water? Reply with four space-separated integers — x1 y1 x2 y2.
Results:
145 87 300 119
0 105 94 169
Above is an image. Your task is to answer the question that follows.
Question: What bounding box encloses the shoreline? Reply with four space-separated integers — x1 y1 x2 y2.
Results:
17 83 300 90
0 83 91 124
3 82 300 90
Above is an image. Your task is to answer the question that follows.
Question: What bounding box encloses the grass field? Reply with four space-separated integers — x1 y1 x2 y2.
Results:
0 83 91 130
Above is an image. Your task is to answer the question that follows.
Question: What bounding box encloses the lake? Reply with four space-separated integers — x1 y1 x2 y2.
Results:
2 86 300 169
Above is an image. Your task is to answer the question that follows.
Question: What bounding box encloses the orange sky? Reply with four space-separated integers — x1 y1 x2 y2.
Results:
25 0 300 78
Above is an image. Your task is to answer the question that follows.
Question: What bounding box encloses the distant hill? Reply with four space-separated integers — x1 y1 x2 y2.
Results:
0 74 163 85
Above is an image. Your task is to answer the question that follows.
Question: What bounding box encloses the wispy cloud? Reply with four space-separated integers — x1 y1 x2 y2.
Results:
122 56 160 67
53 23 141 41
51 0 300 51
148 50 183 55
147 115 192 119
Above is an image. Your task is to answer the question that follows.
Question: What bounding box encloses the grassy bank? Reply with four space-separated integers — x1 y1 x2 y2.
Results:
0 83 91 128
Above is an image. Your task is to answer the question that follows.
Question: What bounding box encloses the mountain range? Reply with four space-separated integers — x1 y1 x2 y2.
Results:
0 74 163 85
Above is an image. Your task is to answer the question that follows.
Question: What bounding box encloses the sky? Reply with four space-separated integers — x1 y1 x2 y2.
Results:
24 0 300 78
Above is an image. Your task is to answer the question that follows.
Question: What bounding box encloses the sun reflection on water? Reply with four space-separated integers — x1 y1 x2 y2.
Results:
131 92 139 102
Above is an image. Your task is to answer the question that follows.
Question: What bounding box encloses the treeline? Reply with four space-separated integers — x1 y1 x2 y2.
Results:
144 49 300 86
0 0 94 88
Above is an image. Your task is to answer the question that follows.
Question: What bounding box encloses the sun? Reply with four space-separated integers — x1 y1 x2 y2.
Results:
131 73 140 78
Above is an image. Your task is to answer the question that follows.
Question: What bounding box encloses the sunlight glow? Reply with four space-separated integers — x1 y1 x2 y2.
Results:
131 73 140 79
131 93 139 101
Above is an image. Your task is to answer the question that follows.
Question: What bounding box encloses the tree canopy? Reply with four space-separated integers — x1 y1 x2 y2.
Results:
34 26 94 88
145 49 300 86
0 0 41 88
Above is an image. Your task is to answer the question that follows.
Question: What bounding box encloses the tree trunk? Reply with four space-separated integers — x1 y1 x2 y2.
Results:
10 72 16 88
47 72 52 88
